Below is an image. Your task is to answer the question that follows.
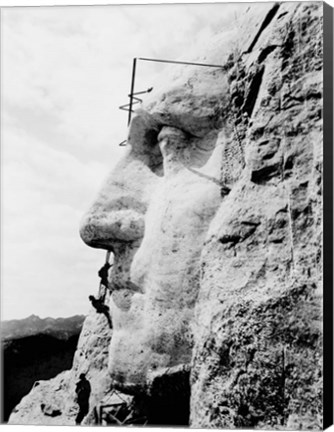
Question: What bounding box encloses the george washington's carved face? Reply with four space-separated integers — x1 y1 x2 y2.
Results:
80 65 229 394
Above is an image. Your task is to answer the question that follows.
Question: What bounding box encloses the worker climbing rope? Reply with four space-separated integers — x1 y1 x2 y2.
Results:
98 250 113 301
89 295 112 329
89 250 113 329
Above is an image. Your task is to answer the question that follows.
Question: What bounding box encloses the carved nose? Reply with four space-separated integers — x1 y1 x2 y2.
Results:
79 167 148 250
80 206 145 249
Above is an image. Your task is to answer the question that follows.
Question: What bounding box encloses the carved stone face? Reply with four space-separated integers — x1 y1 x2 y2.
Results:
80 65 229 394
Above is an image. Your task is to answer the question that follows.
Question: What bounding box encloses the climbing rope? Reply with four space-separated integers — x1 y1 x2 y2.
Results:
105 250 112 264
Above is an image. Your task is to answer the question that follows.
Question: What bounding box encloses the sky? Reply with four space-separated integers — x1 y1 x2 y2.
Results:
0 1 272 321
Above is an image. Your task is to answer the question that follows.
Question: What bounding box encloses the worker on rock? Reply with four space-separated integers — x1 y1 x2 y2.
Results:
75 373 91 425
89 295 112 329
98 262 112 289
98 261 112 301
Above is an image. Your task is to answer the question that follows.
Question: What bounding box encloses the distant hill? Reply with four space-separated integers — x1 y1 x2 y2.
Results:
1 314 85 341
1 314 86 422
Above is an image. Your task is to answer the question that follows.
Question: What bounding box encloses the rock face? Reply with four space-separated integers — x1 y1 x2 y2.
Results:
190 3 323 429
8 307 113 425
2 315 85 422
3 333 79 422
10 2 324 429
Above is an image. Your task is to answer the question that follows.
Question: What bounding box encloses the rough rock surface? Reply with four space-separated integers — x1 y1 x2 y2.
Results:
190 2 323 429
3 331 80 421
9 301 114 425
10 2 324 429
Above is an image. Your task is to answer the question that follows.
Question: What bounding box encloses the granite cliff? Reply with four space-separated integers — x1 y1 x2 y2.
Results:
2 315 85 422
9 2 324 429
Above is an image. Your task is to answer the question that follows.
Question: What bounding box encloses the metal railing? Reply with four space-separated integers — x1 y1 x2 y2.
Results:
118 57 225 146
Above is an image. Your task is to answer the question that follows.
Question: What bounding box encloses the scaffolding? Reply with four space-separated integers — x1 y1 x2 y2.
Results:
94 389 147 426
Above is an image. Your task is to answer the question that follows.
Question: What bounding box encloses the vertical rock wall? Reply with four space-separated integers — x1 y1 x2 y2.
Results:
191 2 323 429
8 308 113 425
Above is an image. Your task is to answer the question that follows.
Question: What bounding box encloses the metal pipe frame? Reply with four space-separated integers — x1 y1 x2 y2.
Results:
119 56 224 145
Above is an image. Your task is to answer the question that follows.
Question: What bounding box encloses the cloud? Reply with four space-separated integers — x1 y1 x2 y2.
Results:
2 3 246 320
1 125 108 319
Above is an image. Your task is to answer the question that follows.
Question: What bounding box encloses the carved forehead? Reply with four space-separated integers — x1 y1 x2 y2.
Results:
141 66 230 137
